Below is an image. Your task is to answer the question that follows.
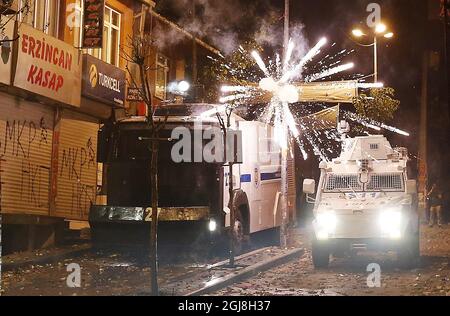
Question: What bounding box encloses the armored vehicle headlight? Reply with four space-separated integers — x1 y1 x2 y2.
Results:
379 209 402 239
316 212 337 240
208 219 217 232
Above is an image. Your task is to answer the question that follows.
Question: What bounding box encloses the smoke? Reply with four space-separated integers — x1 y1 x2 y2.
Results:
153 0 245 54
155 0 311 56
152 22 187 51
255 18 309 62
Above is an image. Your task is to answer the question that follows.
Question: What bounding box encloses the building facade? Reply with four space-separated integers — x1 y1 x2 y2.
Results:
0 0 219 253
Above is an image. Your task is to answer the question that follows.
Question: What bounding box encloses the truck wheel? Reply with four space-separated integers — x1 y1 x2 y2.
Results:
312 238 330 269
399 230 420 269
270 227 281 247
232 209 249 254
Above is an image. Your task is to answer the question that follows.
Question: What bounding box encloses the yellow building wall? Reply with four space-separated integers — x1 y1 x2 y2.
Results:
61 0 135 109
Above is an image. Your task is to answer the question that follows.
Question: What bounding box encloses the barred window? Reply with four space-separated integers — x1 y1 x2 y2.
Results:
325 174 363 192
366 173 404 191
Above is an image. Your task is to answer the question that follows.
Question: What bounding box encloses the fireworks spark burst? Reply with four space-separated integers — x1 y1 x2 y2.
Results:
205 36 410 161
217 37 357 157
251 50 270 77
305 62 354 82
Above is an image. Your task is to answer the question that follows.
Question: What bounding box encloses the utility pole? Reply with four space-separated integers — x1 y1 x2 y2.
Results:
444 0 450 121
373 36 378 83
283 0 290 58
192 0 198 85
419 52 429 221
280 0 290 248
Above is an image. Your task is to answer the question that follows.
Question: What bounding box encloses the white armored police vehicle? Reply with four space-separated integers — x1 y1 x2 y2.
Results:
303 121 419 268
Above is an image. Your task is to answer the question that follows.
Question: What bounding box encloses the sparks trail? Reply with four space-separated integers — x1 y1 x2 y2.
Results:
343 111 410 136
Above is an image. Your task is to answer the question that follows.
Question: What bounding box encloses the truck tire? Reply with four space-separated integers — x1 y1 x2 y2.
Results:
312 238 330 269
233 208 249 254
398 229 420 269
270 227 281 247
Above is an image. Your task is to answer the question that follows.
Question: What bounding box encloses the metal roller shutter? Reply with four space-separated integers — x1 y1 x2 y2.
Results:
54 110 98 220
0 92 54 216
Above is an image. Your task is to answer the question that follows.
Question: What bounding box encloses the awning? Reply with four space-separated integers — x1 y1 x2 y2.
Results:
297 81 358 104
244 80 358 105
300 105 340 131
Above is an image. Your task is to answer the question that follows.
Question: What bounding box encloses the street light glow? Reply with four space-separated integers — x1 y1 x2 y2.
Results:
375 23 387 34
384 32 394 39
352 29 365 37
178 80 190 92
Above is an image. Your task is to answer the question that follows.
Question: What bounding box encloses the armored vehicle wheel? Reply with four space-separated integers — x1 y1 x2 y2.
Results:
398 226 420 269
312 238 330 269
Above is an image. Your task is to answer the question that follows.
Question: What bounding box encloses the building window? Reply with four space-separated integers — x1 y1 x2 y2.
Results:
19 0 60 37
72 0 83 48
155 54 169 100
102 6 121 66
73 2 121 67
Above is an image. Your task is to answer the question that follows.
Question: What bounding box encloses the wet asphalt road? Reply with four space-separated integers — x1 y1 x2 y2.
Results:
1 225 449 296
214 225 450 296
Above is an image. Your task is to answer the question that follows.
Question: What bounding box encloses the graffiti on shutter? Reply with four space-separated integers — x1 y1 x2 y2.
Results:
0 92 54 215
55 112 98 220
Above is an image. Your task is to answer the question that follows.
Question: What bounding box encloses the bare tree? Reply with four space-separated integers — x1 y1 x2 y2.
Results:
216 105 237 267
0 0 32 45
122 34 168 296
215 102 245 267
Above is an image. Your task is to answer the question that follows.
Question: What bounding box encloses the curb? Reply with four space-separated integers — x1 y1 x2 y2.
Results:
2 244 92 271
185 248 304 296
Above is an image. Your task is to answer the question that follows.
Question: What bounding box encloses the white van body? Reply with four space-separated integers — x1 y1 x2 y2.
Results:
223 120 296 234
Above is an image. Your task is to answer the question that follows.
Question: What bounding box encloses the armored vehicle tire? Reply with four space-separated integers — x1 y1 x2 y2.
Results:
398 229 420 269
312 238 330 269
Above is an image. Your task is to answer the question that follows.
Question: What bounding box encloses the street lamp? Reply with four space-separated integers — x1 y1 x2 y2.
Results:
352 29 365 37
352 23 394 83
375 23 387 34
167 80 191 96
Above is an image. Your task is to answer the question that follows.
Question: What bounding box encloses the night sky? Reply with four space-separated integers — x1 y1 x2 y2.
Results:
275 0 428 154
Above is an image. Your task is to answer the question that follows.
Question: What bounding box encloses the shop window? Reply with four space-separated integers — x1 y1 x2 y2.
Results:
155 54 169 100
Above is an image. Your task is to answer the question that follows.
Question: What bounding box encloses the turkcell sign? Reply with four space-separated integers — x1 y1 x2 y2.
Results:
81 54 126 106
